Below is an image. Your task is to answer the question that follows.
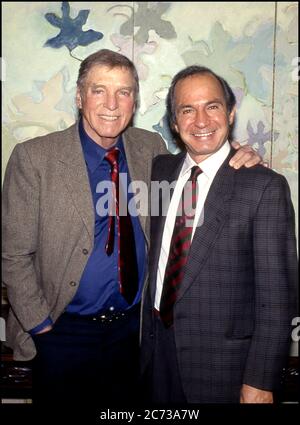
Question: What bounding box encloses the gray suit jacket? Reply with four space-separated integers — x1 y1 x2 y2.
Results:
2 122 168 360
141 149 298 403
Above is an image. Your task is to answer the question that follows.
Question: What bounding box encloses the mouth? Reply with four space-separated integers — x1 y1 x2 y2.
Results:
98 115 119 121
192 130 216 138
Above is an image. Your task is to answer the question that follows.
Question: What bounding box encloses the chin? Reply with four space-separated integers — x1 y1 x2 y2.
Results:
192 148 213 156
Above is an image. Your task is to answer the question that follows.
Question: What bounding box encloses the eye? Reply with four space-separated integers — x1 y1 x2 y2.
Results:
182 108 194 114
119 90 131 96
207 104 219 110
92 88 104 95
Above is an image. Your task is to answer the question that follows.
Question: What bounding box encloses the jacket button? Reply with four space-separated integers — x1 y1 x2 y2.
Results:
69 281 77 287
82 248 89 255
149 333 154 338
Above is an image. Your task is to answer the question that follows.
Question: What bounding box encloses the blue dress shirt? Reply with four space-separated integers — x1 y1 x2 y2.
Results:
66 120 146 314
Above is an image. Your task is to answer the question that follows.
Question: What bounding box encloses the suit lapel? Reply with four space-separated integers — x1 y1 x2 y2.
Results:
176 152 235 303
123 130 149 236
149 152 186 303
153 151 186 243
123 129 147 184
57 123 94 242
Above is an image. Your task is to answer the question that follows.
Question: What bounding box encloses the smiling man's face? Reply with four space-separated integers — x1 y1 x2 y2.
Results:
174 73 236 163
76 65 136 148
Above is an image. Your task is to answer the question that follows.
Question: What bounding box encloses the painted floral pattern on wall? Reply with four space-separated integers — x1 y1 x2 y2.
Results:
2 2 298 229
44 1 103 54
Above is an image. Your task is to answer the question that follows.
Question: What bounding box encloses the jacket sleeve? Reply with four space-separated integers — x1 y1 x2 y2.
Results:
243 173 298 390
2 143 51 331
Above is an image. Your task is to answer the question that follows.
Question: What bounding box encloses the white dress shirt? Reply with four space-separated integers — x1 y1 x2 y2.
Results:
154 141 231 310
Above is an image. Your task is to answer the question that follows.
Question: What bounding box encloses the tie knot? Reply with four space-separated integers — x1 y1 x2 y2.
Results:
189 166 202 182
105 147 119 166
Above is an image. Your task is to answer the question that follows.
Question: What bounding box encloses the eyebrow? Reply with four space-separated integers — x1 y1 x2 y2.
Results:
176 104 193 111
177 98 225 110
206 98 225 106
91 83 105 88
90 83 134 91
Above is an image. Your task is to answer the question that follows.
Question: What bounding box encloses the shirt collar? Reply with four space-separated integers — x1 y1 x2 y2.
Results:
79 118 126 173
181 141 231 179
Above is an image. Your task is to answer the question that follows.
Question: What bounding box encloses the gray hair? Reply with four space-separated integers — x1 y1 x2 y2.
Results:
77 49 139 103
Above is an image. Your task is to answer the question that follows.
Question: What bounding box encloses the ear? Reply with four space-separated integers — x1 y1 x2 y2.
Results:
173 122 179 134
229 105 236 126
76 88 82 109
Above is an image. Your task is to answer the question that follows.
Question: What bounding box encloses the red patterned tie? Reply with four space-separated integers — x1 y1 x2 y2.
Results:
105 148 139 305
159 165 202 327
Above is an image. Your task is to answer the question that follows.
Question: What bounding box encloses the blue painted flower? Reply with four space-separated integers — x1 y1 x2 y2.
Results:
44 2 103 51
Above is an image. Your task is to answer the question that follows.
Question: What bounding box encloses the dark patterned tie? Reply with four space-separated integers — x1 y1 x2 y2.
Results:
105 148 139 305
159 165 202 327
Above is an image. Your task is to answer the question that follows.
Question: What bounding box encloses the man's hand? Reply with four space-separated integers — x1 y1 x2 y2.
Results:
229 141 269 169
240 384 273 403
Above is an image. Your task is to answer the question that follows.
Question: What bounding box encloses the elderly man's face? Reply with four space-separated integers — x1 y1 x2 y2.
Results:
76 65 136 148
174 73 236 163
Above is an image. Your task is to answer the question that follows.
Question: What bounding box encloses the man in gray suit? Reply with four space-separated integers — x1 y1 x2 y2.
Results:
141 65 297 404
2 50 261 406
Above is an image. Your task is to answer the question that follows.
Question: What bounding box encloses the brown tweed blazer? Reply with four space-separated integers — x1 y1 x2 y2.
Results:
2 122 168 360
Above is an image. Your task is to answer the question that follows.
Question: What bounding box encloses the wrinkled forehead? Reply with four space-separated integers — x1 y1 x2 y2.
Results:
82 65 136 88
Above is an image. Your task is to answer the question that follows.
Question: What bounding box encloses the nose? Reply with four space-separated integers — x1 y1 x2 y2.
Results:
104 93 118 110
194 108 209 128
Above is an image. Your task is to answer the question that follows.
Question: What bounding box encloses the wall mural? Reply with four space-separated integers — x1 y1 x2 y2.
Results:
2 1 298 233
